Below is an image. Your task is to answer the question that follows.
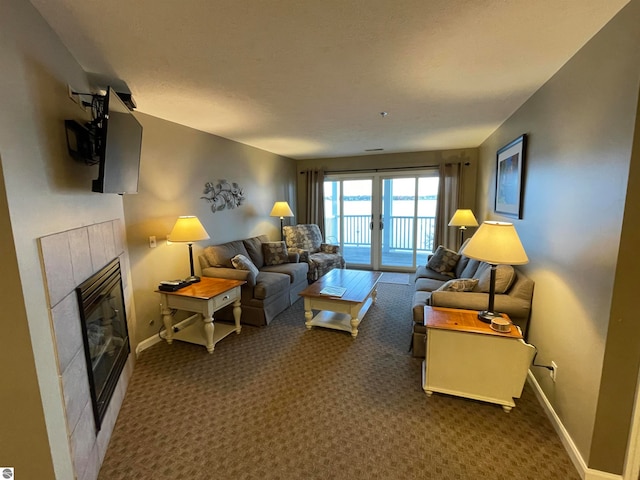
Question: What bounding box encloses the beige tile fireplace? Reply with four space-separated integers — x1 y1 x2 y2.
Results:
39 219 135 480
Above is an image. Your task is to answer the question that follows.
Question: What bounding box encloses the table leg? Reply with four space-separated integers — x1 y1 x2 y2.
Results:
162 306 174 344
233 299 242 334
372 286 377 304
349 304 360 338
304 298 313 329
203 314 215 354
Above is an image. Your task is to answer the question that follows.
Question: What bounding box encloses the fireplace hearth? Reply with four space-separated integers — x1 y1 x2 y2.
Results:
76 257 130 430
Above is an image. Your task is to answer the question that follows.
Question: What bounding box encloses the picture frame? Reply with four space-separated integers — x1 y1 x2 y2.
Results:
495 134 527 218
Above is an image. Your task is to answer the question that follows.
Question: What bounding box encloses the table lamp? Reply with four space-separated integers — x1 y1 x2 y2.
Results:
168 216 210 283
461 221 528 323
448 209 479 248
270 201 294 240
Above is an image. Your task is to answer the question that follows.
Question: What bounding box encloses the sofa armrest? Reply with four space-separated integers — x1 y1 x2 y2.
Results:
430 291 531 324
198 255 211 270
202 266 256 287
288 247 309 263
287 251 300 263
320 243 340 254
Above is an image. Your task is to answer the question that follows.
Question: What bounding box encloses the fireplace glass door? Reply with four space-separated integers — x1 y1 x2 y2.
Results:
76 258 130 430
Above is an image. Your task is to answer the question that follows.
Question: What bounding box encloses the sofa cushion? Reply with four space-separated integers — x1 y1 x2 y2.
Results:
253 271 290 300
426 245 460 276
474 263 516 294
204 240 250 268
261 262 308 284
414 265 455 282
231 254 259 284
437 278 479 292
243 235 268 268
454 256 471 278
263 241 289 265
459 258 481 278
415 277 447 293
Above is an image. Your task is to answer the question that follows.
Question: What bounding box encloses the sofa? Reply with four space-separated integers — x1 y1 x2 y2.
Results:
411 243 534 357
283 224 346 282
198 234 309 326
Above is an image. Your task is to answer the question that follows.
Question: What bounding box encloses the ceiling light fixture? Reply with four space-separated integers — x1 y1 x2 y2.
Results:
380 111 388 118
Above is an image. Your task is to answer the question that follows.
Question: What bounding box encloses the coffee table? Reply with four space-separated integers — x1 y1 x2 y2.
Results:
299 269 382 337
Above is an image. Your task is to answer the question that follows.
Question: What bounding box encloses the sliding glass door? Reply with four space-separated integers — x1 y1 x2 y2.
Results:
324 170 439 271
324 177 374 269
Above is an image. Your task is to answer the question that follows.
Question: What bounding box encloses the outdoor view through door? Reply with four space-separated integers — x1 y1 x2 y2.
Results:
324 171 439 271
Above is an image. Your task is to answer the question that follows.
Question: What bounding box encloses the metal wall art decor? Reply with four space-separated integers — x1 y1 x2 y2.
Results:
202 179 245 212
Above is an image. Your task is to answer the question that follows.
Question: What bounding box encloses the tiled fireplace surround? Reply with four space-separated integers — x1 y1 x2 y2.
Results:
39 219 135 480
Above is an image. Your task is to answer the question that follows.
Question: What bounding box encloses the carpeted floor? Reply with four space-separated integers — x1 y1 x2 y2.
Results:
98 283 580 480
378 272 411 285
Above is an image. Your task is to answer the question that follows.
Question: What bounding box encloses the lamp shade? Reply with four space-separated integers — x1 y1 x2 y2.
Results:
461 221 528 265
448 209 479 228
168 216 210 243
270 201 294 218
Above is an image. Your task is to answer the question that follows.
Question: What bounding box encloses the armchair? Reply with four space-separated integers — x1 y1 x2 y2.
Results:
283 224 345 282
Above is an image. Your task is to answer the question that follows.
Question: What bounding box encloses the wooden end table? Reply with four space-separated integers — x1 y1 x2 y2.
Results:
299 269 382 338
156 277 245 353
422 306 535 412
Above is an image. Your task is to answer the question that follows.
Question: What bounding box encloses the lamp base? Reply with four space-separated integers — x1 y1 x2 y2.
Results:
184 275 201 284
477 310 502 324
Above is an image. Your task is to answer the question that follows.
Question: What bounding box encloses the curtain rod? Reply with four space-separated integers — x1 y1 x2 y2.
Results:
315 161 470 175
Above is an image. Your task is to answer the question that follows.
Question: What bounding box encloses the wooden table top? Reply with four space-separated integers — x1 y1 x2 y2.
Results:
424 306 522 339
299 269 382 303
156 277 245 300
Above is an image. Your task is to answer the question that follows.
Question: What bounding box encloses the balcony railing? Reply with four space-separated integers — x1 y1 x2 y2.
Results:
325 215 436 252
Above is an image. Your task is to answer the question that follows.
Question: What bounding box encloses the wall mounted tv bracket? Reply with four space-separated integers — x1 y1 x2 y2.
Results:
64 92 106 165
65 90 136 165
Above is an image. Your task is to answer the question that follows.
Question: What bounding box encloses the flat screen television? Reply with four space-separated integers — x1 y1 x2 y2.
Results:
92 87 143 194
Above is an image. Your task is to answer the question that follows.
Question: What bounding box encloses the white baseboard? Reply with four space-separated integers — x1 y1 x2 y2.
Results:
135 332 163 357
135 315 200 357
527 371 623 480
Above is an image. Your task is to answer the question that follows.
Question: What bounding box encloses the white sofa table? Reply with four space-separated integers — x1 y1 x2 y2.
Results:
422 306 535 412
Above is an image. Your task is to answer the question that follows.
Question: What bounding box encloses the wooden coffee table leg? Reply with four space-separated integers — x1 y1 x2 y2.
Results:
304 298 313 329
349 304 360 337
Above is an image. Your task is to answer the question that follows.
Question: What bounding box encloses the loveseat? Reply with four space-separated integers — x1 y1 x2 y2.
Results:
283 224 346 282
411 243 534 357
198 235 309 326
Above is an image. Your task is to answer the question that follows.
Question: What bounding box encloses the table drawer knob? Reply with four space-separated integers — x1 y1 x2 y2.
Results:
223 295 230 300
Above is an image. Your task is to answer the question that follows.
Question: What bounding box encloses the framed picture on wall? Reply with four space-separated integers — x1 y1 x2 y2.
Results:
495 134 527 218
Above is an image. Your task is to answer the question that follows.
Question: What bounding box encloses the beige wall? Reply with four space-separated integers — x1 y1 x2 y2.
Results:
0 0 137 477
476 1 640 474
123 113 297 344
296 148 478 222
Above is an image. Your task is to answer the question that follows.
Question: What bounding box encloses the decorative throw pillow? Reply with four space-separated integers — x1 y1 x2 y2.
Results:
426 245 460 276
262 241 289 266
436 278 479 292
231 254 259 281
474 263 516 293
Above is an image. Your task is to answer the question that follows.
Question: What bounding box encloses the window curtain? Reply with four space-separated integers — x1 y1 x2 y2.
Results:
434 162 463 251
302 169 325 234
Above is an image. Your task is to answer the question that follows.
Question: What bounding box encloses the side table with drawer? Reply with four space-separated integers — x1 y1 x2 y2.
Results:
157 277 245 353
422 306 535 412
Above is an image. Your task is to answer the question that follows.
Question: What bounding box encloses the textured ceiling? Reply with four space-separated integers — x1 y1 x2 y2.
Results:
30 0 628 159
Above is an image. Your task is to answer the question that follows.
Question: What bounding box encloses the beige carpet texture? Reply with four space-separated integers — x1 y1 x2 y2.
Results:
98 282 579 480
